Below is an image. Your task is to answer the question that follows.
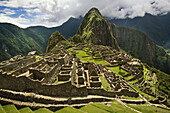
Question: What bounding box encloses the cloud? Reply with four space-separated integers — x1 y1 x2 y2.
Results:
0 13 31 28
0 0 170 28
2 8 16 15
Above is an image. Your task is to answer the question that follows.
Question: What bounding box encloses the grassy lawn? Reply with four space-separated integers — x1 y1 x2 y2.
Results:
19 107 33 113
107 66 128 77
127 104 170 113
34 108 53 113
108 100 136 113
80 103 108 113
80 100 136 113
75 50 109 65
0 105 5 113
55 106 85 113
2 104 20 113
124 75 134 80
99 75 112 91
129 79 138 84
121 95 141 100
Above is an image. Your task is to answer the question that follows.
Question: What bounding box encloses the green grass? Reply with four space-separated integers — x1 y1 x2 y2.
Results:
55 106 85 113
121 95 141 100
129 79 138 84
19 107 33 113
75 50 109 65
107 66 128 77
35 56 42 62
80 103 109 113
124 75 134 80
132 85 156 100
99 75 112 91
127 104 170 113
108 100 136 113
53 80 66 84
0 105 6 113
80 100 136 113
2 104 20 113
143 65 149 81
34 108 53 113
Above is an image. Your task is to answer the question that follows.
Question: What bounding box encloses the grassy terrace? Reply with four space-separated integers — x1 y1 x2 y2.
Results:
55 106 84 113
127 104 170 113
107 66 128 78
2 104 19 113
99 75 112 91
121 95 141 100
132 85 156 100
80 100 136 113
1 100 169 113
19 107 33 113
73 50 109 65
34 108 53 113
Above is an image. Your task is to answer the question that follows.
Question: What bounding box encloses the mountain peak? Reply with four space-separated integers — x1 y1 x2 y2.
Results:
87 7 102 16
77 8 120 50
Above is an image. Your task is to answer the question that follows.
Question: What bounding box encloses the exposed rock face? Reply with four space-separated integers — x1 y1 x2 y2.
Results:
46 31 67 53
111 24 170 74
77 8 120 50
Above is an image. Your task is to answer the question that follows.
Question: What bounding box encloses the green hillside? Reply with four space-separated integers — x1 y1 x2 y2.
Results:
0 17 82 62
111 25 170 74
77 8 119 50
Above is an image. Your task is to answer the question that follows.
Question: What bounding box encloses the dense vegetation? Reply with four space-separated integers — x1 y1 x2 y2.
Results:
109 13 170 53
77 8 120 50
46 31 67 53
0 17 82 61
111 25 170 74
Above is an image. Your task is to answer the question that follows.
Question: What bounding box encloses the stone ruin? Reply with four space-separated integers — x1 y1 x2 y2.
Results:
0 50 140 110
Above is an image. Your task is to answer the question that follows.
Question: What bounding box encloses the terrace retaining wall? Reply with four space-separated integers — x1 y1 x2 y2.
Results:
0 74 88 97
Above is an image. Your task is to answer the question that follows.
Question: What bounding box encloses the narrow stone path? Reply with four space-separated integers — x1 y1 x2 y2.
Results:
116 99 142 113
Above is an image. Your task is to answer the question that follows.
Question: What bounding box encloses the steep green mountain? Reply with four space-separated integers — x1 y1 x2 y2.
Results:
111 25 170 74
0 18 82 61
108 13 170 53
46 31 70 53
73 8 170 74
0 23 47 61
77 8 119 50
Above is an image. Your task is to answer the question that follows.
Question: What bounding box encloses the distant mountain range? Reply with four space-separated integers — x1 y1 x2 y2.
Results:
0 11 170 73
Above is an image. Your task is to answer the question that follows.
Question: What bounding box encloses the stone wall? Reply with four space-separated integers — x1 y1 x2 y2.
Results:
29 63 60 82
1 56 36 72
8 58 44 76
0 74 88 97
115 88 139 97
87 88 116 97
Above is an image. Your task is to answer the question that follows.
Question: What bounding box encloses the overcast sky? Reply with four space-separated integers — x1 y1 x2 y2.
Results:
0 0 170 28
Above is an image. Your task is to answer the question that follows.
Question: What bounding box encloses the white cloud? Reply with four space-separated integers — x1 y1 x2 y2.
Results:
0 13 30 28
0 0 170 28
2 8 16 15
